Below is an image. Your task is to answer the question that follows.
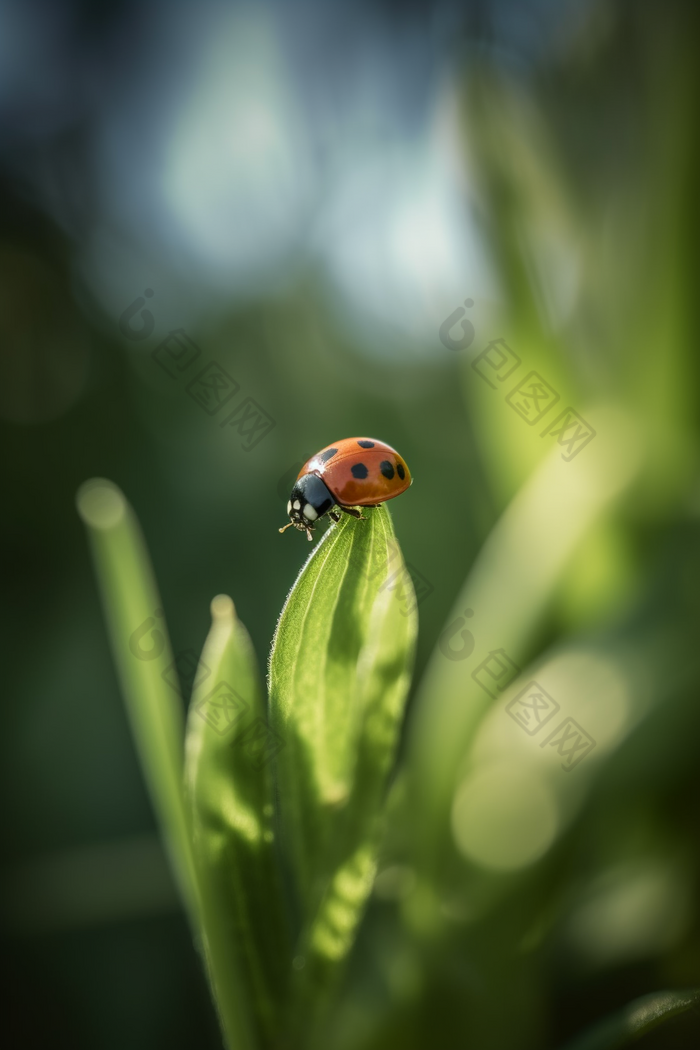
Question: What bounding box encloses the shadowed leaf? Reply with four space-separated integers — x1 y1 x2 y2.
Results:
268 506 417 1035
185 595 291 1047
561 988 700 1050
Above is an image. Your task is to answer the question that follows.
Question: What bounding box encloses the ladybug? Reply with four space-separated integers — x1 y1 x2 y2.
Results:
279 437 412 541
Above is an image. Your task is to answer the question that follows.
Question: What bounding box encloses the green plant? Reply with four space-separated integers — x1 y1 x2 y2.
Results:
77 479 416 1049
77 468 699 1050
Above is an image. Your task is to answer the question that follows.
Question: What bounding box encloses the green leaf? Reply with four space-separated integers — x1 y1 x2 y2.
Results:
268 505 417 1032
76 479 200 926
77 480 256 1050
560 988 700 1050
185 595 291 1048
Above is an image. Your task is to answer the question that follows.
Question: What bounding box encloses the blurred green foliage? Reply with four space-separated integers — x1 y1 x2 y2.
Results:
2 1 700 1048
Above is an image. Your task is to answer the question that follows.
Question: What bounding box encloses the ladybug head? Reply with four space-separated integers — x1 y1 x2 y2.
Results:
279 473 335 541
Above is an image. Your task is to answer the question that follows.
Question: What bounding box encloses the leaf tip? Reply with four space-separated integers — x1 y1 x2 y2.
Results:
210 593 236 623
76 478 127 530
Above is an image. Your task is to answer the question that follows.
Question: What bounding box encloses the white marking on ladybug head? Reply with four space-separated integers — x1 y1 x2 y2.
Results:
287 501 292 515
303 504 318 521
293 499 301 511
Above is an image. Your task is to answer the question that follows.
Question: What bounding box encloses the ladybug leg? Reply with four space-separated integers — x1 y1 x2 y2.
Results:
339 505 367 520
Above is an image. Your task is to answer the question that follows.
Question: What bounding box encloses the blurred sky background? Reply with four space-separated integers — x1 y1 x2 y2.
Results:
2 0 700 1048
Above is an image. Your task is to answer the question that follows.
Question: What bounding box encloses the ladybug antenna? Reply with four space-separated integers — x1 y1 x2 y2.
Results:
278 522 295 534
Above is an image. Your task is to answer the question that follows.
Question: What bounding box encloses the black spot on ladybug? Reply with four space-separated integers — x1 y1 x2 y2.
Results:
396 462 406 480
380 460 395 480
319 448 338 463
351 463 369 479
357 440 375 448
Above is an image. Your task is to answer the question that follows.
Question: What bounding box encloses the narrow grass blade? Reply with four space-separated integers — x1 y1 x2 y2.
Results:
185 595 291 1047
76 478 199 924
560 988 700 1050
77 479 256 1050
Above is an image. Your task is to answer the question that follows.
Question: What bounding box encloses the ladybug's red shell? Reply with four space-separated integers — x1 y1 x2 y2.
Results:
298 438 411 507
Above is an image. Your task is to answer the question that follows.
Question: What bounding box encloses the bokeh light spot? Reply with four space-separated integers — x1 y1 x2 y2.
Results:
452 763 558 871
